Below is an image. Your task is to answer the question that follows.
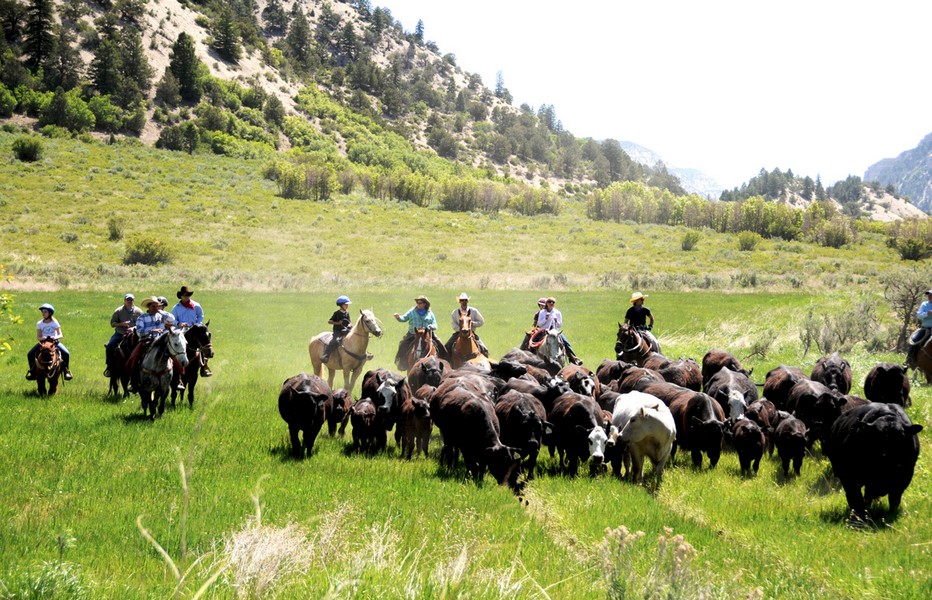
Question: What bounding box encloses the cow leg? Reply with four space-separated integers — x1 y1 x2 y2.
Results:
708 449 721 468
792 454 803 476
752 457 761 473
691 448 703 469
842 483 868 519
887 489 904 513
289 425 302 458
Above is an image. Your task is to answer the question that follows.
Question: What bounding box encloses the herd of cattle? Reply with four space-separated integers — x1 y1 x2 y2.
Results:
278 348 923 519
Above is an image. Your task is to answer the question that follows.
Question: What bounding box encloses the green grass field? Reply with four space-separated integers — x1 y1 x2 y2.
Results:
0 290 929 599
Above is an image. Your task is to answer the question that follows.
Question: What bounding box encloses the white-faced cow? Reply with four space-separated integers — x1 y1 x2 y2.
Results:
705 367 758 421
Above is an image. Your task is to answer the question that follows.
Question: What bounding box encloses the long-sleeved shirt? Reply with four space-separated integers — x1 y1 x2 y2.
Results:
172 299 204 327
918 300 932 328
536 308 563 330
397 307 437 333
450 306 484 331
137 310 173 337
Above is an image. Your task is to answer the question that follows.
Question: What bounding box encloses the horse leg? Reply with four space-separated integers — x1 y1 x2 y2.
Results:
49 374 58 396
187 371 197 408
37 376 46 396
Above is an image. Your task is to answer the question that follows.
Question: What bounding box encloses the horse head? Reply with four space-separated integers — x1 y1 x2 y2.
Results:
37 339 61 372
359 309 383 338
184 323 214 359
457 312 473 337
536 329 565 365
164 328 190 367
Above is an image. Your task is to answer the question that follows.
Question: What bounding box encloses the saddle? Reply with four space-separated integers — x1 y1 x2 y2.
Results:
909 328 931 347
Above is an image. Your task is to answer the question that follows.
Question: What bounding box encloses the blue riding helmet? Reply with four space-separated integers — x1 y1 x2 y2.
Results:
336 295 352 306
39 303 55 315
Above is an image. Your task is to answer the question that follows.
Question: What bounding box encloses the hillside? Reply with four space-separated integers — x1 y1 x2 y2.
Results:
864 132 932 212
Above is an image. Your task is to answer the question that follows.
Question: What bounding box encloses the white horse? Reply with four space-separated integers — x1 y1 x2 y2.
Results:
139 329 189 419
529 328 566 369
309 309 383 392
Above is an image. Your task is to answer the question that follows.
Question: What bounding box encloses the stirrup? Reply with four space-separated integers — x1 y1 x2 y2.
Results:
200 368 212 377
366 352 374 361
63 370 73 381
103 368 111 378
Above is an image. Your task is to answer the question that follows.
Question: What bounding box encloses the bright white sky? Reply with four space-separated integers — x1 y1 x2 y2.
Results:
382 0 932 189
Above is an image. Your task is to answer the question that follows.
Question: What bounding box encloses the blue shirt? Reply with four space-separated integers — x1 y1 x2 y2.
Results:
172 299 204 327
397 307 437 333
918 300 932 328
137 311 172 337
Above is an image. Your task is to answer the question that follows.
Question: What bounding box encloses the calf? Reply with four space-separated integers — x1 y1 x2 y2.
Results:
611 391 676 486
863 362 911 407
705 367 758 421
548 392 614 477
350 398 382 453
744 399 777 455
668 392 725 469
763 365 807 411
811 352 852 395
278 373 331 459
774 415 808 477
729 417 765 475
407 356 451 391
828 402 923 518
495 390 551 478
432 387 523 488
658 358 702 391
558 364 600 399
701 349 751 391
326 388 352 437
398 395 432 459
786 379 846 450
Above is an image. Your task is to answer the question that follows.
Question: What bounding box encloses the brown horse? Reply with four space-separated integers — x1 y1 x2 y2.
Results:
911 335 932 384
450 313 490 370
309 309 382 393
171 323 214 409
405 328 438 372
34 338 62 396
615 323 661 366
107 329 138 398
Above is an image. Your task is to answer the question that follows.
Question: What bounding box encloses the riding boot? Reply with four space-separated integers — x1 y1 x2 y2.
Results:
25 368 35 380
63 366 73 381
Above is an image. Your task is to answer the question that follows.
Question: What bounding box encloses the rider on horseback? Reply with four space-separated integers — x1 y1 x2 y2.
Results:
906 288 932 368
393 295 446 369
625 292 658 350
104 293 142 378
522 297 583 365
322 295 352 362
171 286 211 377
444 292 489 358
26 303 72 381
126 296 182 393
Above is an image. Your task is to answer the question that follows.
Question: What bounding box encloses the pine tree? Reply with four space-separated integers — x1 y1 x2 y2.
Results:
211 8 241 63
169 32 202 102
414 19 424 43
42 24 81 91
118 27 151 107
90 37 122 96
285 9 311 68
23 0 55 70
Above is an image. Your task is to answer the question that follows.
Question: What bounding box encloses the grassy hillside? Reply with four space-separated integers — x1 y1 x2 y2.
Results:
0 289 929 598
0 131 912 297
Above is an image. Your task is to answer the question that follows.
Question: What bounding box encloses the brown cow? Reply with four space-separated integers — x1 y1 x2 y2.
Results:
407 356 451 391
785 379 846 449
558 364 600 399
398 393 432 459
658 358 702 391
495 390 551 478
350 398 381 453
729 417 765 475
762 365 807 411
701 349 751 390
668 391 725 469
744 399 777 455
775 415 808 477
278 373 331 459
863 362 911 407
607 367 663 394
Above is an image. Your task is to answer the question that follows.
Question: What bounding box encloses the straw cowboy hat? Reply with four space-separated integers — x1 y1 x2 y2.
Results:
414 295 431 309
457 292 470 301
142 296 161 308
629 292 648 304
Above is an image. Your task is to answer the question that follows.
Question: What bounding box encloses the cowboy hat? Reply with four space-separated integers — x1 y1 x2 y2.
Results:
176 285 194 298
457 292 470 301
414 295 430 309
629 292 648 304
142 296 161 308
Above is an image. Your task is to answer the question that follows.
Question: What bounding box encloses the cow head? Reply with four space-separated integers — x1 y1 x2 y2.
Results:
485 444 523 488
813 353 852 393
376 377 405 414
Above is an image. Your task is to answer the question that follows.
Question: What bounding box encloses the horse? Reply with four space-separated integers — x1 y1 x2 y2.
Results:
107 329 138 398
404 328 439 372
309 309 383 392
171 322 214 409
450 312 490 370
911 334 932 384
615 323 661 366
34 338 62 396
138 328 189 419
528 328 566 369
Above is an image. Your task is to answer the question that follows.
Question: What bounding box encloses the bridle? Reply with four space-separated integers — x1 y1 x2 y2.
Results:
37 340 61 376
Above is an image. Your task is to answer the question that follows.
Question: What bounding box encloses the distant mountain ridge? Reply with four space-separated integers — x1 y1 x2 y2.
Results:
620 141 723 199
864 133 932 212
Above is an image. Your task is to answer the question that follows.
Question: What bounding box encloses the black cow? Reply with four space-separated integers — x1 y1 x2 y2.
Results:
407 356 451 391
432 387 523 489
326 388 352 437
705 367 758 421
774 415 808 477
763 365 807 411
500 347 562 376
701 349 751 390
744 399 777 455
828 402 922 517
548 392 613 477
495 390 551 478
668 392 725 469
811 352 852 395
360 368 412 442
658 358 702 392
729 417 765 475
863 363 911 408
500 376 570 416
278 373 331 459
350 398 382 453
786 379 846 449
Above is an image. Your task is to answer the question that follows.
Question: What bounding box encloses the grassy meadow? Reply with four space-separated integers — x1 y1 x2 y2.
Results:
0 133 930 598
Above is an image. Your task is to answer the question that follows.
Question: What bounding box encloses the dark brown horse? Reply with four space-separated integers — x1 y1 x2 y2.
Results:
405 328 438 371
34 338 62 396
911 335 932 384
170 323 214 409
107 329 138 398
615 323 661 366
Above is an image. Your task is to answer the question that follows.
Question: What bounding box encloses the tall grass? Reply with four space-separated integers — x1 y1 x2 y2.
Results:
0 290 928 598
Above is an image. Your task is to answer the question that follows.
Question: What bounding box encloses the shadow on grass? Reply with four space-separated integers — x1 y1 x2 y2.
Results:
808 462 842 496
120 412 154 424
819 502 902 529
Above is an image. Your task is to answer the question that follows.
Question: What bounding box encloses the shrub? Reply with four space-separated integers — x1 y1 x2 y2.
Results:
107 217 124 241
680 230 700 251
11 136 43 162
40 88 95 132
123 236 174 265
87 95 124 133
895 237 931 261
737 231 761 251
0 83 15 117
